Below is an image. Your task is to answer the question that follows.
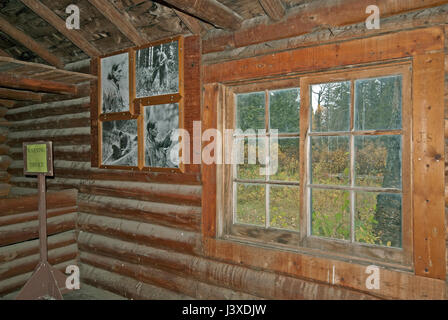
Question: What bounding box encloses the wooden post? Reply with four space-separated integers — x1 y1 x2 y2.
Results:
38 174 47 263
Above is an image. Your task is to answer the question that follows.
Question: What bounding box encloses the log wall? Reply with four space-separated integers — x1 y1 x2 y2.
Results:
2 5 448 300
0 101 11 197
0 189 78 296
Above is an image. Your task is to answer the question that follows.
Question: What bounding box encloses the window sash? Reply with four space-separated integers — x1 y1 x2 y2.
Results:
223 62 412 266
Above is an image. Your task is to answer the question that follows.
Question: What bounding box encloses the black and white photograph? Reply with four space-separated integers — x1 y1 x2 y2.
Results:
144 103 179 168
136 40 179 98
101 52 130 114
102 119 138 167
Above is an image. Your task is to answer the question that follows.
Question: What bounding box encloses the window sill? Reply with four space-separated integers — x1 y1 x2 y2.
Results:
220 233 414 274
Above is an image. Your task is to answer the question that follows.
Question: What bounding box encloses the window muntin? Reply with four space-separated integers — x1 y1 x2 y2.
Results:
233 88 300 232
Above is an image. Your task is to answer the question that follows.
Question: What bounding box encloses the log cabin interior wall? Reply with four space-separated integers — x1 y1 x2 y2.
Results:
0 0 448 300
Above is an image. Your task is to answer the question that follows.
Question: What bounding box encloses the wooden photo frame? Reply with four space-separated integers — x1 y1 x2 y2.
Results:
98 48 135 118
96 36 185 172
133 36 183 101
140 100 185 173
99 115 141 170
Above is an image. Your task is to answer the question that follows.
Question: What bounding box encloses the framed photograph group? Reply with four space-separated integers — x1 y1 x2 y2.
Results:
97 36 184 172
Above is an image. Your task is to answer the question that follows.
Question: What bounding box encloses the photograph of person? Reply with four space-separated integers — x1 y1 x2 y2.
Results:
102 119 138 166
136 40 179 98
101 52 130 114
144 103 179 168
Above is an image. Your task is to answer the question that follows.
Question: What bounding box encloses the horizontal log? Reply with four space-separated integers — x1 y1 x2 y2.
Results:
0 231 76 264
0 259 76 297
9 177 84 192
9 112 90 132
80 264 189 300
9 144 90 162
0 99 16 108
0 144 8 156
0 171 9 183
5 97 90 122
8 163 201 185
202 0 448 54
0 155 12 170
206 238 446 300
0 118 10 127
79 180 202 206
6 187 36 198
204 27 444 84
0 87 42 102
0 205 77 227
77 212 201 255
0 244 77 281
78 232 377 300
0 189 77 216
7 127 90 147
204 5 448 64
78 193 201 231
80 251 259 300
0 74 77 95
0 107 7 118
64 59 91 74
0 183 11 197
0 212 76 247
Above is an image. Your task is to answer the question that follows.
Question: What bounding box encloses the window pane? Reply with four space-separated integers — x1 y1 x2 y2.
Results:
311 81 350 132
235 183 266 226
236 137 266 180
311 189 350 240
270 137 299 182
311 136 350 185
355 135 401 189
269 88 300 133
236 92 265 131
355 75 402 131
270 186 300 231
355 192 402 248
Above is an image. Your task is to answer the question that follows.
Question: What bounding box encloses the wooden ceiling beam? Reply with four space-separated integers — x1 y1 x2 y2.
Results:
0 74 77 95
0 15 64 68
163 0 243 31
19 0 102 57
203 0 448 54
258 0 285 21
86 0 147 46
0 88 42 102
173 9 204 35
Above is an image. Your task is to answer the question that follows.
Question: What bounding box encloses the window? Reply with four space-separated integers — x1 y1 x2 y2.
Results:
223 64 411 265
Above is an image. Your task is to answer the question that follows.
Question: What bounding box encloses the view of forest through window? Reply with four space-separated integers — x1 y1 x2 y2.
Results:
233 74 403 249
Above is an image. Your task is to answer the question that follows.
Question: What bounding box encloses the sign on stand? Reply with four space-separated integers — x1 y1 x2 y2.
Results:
16 141 68 300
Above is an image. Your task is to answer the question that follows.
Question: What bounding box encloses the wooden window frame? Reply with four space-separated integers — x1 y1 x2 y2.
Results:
221 63 412 266
202 27 446 299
